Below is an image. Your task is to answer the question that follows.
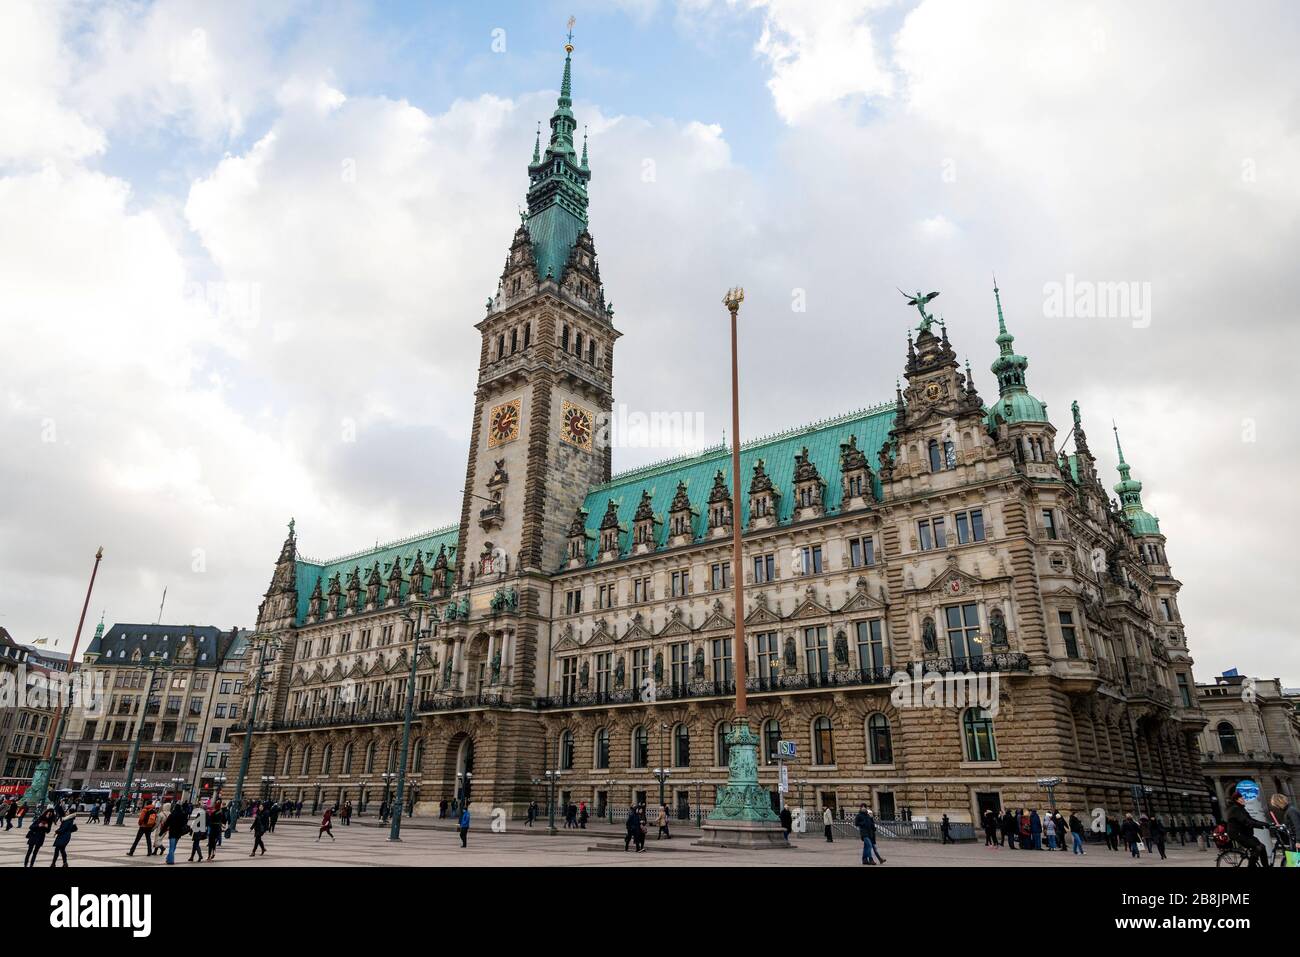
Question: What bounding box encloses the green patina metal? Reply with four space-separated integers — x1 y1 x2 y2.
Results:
294 525 458 625
986 280 1050 428
524 40 590 282
1112 425 1161 536
574 404 896 565
706 718 781 823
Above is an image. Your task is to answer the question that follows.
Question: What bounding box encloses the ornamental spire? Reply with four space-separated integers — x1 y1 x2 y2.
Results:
989 276 1029 396
532 121 541 164
1111 422 1160 534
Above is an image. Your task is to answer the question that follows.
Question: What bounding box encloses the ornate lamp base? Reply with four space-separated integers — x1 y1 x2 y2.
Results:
696 718 790 849
24 759 51 808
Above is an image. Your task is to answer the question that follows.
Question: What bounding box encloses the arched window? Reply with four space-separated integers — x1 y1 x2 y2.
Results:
523 323 531 347
594 728 610 769
866 713 892 765
575 331 583 356
1216 721 1240 755
762 718 781 765
631 726 649 768
413 738 424 772
300 746 312 776
321 744 333 775
963 707 997 762
561 324 569 351
673 723 690 768
342 743 353 775
386 741 397 772
812 716 834 765
364 742 376 774
716 721 733 766
560 729 575 770
928 439 943 472
282 746 294 776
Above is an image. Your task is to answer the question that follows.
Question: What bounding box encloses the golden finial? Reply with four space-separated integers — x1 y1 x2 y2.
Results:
723 287 745 312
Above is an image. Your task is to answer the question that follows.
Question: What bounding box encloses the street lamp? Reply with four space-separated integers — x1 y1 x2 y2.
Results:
390 599 433 842
260 775 276 801
653 767 671 810
171 776 187 805
211 774 227 803
543 769 559 834
656 722 671 808
457 771 474 816
603 778 616 823
115 653 167 826
227 633 279 836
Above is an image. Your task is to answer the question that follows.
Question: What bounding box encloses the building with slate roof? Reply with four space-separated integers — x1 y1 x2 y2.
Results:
0 627 58 799
229 34 1210 828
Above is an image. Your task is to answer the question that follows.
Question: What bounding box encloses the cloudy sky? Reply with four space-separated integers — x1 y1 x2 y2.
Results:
2 0 1297 682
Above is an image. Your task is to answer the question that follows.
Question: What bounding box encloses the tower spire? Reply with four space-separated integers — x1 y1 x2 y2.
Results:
1112 422 1161 534
532 121 541 164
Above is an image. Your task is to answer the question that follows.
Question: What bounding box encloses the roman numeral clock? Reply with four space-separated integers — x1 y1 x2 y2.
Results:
560 400 593 451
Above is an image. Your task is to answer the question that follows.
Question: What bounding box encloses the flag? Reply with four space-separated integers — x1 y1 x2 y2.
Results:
1221 668 1239 677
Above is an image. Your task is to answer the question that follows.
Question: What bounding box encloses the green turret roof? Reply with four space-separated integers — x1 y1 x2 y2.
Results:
986 280 1049 427
1112 424 1161 535
524 36 591 282
570 404 896 565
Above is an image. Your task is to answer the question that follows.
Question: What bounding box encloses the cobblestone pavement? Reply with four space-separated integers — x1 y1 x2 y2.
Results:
0 815 1221 867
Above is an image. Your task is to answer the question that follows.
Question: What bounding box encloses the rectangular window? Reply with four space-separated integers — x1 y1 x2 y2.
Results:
803 625 830 677
848 536 875 568
954 509 985 544
944 603 984 663
632 577 650 603
560 658 578 700
919 517 947 551
753 553 775 583
755 632 780 684
855 619 885 672
595 653 612 695
710 638 733 685
1058 610 1080 659
671 569 690 597
1176 673 1193 708
597 582 616 609
1160 598 1174 622
798 545 823 575
1042 508 1057 540
632 647 651 691
710 562 732 591
670 643 690 690
565 589 584 615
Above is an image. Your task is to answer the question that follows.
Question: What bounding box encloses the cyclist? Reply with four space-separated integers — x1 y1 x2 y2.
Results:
1267 793 1299 864
1226 788 1270 867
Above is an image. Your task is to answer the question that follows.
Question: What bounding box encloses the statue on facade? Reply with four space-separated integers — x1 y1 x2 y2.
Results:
833 630 849 666
579 660 590 690
490 650 501 684
899 288 940 334
783 635 797 670
692 646 706 680
442 657 453 686
922 616 938 653
989 608 1008 647
614 656 626 690
653 652 664 684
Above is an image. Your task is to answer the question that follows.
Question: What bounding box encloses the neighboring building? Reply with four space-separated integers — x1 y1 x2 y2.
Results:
229 37 1210 826
60 620 243 803
1197 674 1300 816
0 628 58 801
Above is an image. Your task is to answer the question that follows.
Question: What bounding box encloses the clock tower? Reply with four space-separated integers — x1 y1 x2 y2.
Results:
456 34 619 588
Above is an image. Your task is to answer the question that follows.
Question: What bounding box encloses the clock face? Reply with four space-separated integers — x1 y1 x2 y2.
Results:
924 382 942 401
487 399 521 448
560 400 594 451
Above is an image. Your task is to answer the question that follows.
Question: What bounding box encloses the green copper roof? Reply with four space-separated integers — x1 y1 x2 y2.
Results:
1112 425 1161 536
986 281 1049 427
573 405 896 565
294 525 458 625
524 42 590 282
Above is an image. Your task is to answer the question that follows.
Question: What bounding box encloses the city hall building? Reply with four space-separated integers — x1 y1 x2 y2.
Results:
230 42 1210 826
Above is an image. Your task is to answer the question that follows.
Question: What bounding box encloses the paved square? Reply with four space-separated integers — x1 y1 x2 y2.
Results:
0 815 1219 867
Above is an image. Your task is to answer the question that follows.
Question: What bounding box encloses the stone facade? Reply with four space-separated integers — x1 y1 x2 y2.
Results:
227 43 1212 828
1197 674 1300 816
0 628 58 799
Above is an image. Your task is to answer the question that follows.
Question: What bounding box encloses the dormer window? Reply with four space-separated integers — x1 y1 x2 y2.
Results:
847 474 863 497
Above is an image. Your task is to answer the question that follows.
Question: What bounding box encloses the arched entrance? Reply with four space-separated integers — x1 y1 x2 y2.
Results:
445 734 475 806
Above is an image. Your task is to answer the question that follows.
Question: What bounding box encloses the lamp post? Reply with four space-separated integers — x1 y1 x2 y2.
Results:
603 778 616 823
544 769 558 834
653 767 671 811
171 776 186 805
381 772 396 817
227 633 278 836
457 771 474 815
260 775 276 801
115 653 166 826
692 779 704 828
28 547 103 807
389 600 432 842
699 287 786 847
212 774 227 804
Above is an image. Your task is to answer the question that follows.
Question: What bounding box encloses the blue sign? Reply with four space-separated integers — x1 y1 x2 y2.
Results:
1236 779 1260 801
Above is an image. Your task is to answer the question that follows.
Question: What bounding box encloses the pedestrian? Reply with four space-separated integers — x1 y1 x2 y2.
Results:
162 801 189 865
656 803 671 840
151 800 170 856
853 804 886 864
1268 793 1300 856
823 805 834 843
50 812 77 867
87 802 100 825
779 805 793 840
379 800 389 824
250 806 269 857
635 805 647 851
1149 816 1167 859
1067 810 1086 855
4 798 17 831
318 805 336 841
527 801 537 827
983 809 998 847
24 809 55 868
458 805 471 848
1044 812 1057 850
1029 809 1043 849
269 802 280 833
127 801 158 857
343 801 352 826
187 804 208 862
579 801 588 829
1121 813 1142 858
1001 809 1016 848
207 801 225 861
940 813 953 844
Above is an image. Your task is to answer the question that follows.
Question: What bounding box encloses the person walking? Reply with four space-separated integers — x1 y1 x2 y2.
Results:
206 802 225 861
635 805 648 851
50 813 77 867
250 806 269 857
1043 812 1057 850
1121 813 1143 858
269 802 280 833
779 805 793 841
379 800 389 824
579 801 588 829
4 798 16 831
982 809 998 847
853 804 886 864
823 805 834 843
162 801 189 865
1149 816 1167 860
1067 810 1087 855
318 805 336 841
150 800 170 856
1029 809 1043 849
458 805 471 848
624 806 639 851
656 803 671 840
343 801 352 826
87 802 100 825
526 801 537 827
940 813 953 845
187 804 208 862
1001 809 1016 848
24 809 55 867
1268 793 1300 857
127 801 158 857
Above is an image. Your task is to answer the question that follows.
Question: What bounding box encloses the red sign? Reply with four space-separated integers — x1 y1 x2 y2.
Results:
0 784 29 797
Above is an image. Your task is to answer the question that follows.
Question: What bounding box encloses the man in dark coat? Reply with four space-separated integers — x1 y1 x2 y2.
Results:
1226 790 1269 867
854 804 886 864
779 805 793 840
624 806 640 852
250 806 270 857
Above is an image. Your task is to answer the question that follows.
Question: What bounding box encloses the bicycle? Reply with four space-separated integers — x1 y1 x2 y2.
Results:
1215 826 1288 867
